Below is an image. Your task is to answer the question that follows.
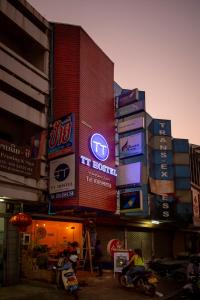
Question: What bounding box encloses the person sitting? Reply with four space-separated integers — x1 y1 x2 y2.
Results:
126 248 145 285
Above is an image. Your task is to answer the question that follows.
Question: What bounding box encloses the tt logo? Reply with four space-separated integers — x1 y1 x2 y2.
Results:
90 133 109 161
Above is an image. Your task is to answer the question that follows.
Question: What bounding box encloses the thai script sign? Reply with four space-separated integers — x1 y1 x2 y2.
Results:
0 139 40 179
48 114 74 159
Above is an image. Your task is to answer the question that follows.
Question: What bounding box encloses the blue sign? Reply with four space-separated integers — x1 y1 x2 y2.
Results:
90 133 109 161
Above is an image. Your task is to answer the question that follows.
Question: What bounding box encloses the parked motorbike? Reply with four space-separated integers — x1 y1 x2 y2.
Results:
118 264 159 297
53 254 79 299
163 256 200 300
148 258 187 283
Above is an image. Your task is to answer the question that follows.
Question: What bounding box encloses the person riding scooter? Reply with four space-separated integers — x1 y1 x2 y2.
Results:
125 248 145 286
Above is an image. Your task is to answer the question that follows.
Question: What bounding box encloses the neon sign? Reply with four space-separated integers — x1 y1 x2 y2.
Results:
90 133 109 161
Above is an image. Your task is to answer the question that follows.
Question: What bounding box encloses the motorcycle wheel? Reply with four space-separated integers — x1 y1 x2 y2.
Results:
118 274 127 287
137 279 155 297
144 284 156 297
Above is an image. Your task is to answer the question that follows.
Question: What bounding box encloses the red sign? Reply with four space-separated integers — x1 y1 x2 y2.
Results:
107 239 123 257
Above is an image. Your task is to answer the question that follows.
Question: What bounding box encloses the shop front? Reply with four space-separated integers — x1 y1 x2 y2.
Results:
21 219 83 282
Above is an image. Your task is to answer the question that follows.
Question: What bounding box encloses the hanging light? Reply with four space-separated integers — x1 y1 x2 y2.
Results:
9 212 32 232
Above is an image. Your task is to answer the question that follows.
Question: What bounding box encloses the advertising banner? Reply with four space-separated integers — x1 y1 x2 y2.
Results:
118 116 144 133
174 165 190 178
120 190 143 212
0 139 40 179
118 89 139 108
175 178 191 190
150 164 174 180
49 154 75 200
149 136 172 150
113 251 129 273
175 190 192 203
151 198 175 220
149 119 171 136
119 132 143 158
173 153 190 165
150 150 173 165
116 162 141 186
149 177 174 194
172 139 189 153
116 99 145 118
48 113 74 159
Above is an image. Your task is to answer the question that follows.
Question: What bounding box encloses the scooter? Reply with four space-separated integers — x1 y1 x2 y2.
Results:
53 254 79 299
118 264 160 297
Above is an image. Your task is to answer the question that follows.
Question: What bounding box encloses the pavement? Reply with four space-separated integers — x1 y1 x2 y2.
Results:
0 270 183 300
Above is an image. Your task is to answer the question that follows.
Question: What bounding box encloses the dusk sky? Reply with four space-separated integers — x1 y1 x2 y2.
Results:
29 0 200 145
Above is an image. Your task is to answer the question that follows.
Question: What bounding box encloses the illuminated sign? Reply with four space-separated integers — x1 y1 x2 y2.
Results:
120 190 143 212
90 133 109 161
116 162 141 186
80 155 117 177
119 132 143 158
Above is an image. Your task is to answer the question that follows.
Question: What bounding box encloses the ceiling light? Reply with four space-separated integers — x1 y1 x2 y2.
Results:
151 220 160 225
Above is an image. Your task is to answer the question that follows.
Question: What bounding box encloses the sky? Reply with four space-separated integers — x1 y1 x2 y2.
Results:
29 0 200 145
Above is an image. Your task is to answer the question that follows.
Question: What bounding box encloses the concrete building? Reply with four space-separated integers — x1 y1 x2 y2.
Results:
0 0 51 284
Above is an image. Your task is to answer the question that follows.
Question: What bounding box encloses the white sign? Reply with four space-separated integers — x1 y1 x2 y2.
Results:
49 154 75 194
114 251 129 273
118 116 144 133
116 162 141 186
119 132 143 157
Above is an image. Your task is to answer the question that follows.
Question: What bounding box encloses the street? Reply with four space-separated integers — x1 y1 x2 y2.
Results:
0 271 183 300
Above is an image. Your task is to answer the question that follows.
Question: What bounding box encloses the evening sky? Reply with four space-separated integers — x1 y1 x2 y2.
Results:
29 0 200 145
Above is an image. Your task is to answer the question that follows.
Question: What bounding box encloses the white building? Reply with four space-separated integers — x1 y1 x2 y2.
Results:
0 0 51 284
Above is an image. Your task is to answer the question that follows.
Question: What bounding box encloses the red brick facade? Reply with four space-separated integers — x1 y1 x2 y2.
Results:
53 24 116 212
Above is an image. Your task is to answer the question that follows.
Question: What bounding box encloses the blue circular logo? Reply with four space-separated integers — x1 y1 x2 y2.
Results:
90 133 109 161
54 163 69 181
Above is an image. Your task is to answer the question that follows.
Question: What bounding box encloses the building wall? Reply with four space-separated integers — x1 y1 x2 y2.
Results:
79 29 116 211
0 0 50 203
0 0 50 285
52 24 116 212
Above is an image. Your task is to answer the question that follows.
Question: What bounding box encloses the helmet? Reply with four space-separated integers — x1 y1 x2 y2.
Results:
69 254 78 263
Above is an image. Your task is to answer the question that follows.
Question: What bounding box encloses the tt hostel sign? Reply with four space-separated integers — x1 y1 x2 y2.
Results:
80 133 117 177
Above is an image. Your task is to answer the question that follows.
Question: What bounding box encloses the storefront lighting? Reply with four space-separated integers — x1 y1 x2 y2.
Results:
36 224 39 227
43 223 46 227
0 198 5 202
151 220 160 225
65 226 69 230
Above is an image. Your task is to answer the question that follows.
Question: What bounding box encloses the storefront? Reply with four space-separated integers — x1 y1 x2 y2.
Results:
19 218 83 282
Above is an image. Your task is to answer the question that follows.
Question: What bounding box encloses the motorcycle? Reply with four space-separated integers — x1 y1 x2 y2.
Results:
118 264 159 297
148 258 187 283
163 255 200 300
53 254 79 299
